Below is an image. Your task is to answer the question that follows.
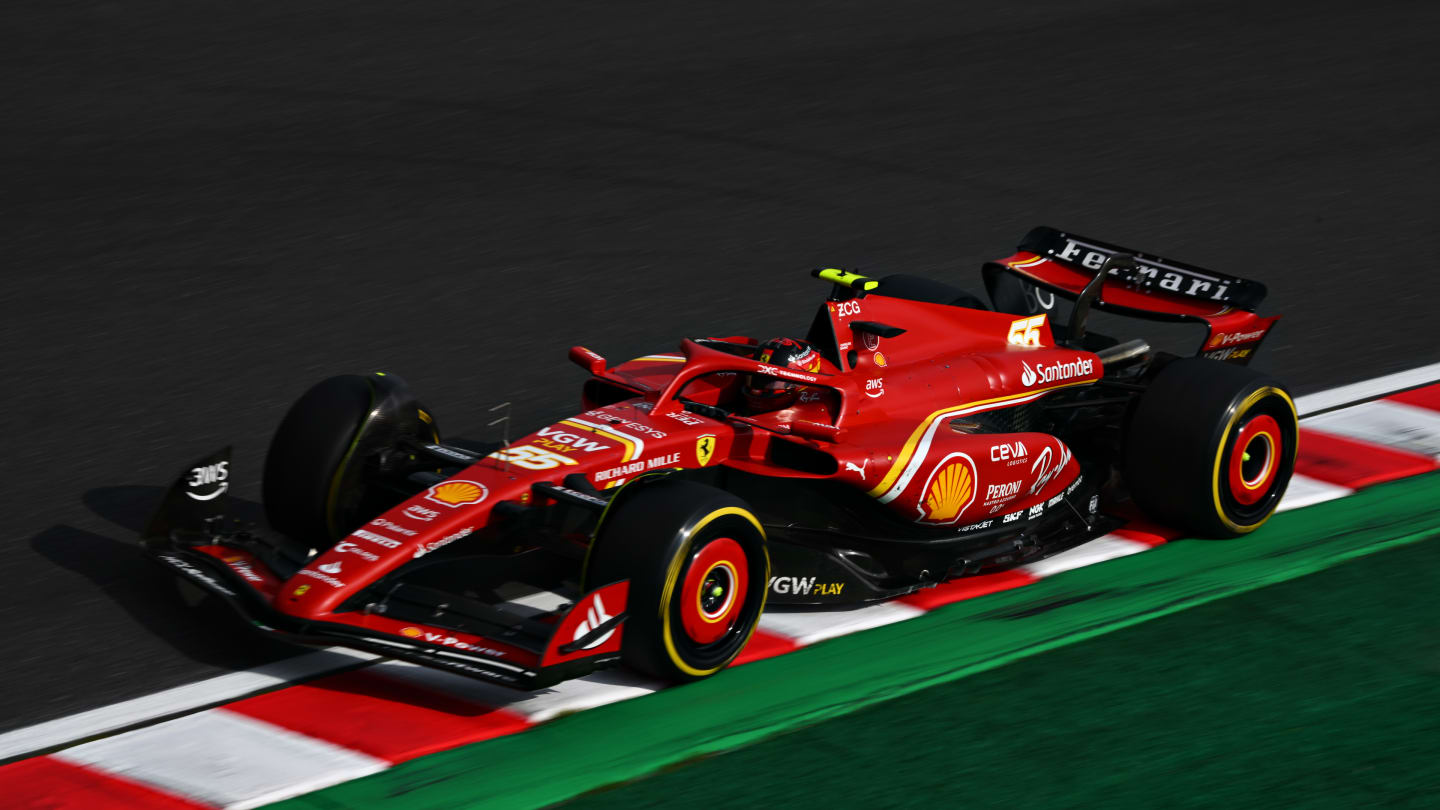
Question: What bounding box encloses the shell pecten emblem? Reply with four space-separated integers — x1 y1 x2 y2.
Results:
424 479 490 508
917 452 977 525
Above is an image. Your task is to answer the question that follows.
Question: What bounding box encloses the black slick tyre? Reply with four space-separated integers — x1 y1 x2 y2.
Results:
1124 358 1298 538
584 478 769 682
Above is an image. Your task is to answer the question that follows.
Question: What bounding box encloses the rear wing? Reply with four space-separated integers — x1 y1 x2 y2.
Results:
983 226 1279 365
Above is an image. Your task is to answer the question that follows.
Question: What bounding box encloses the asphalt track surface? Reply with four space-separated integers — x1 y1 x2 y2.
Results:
3 0 1438 733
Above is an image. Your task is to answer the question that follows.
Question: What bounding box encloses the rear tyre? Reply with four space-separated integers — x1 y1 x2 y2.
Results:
1124 358 1297 537
263 373 430 544
584 478 769 682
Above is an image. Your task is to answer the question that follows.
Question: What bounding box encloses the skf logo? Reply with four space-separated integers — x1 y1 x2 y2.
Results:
696 435 716 467
916 453 977 525
1007 315 1046 347
425 480 489 508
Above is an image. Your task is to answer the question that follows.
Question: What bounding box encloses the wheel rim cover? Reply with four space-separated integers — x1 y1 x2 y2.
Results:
680 536 749 644
1229 413 1281 505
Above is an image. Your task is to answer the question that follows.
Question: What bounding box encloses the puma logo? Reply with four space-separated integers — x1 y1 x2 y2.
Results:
844 459 869 481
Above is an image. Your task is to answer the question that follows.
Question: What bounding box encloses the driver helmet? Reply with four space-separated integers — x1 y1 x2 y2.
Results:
743 337 821 412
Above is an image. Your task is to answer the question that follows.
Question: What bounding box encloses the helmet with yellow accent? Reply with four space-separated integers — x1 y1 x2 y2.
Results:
743 337 821 412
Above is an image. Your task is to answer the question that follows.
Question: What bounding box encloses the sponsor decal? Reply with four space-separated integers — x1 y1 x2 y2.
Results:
371 518 418 537
990 440 1028 464
572 593 616 649
424 444 477 464
292 585 310 596
425 480 490 508
836 300 862 318
159 554 237 596
958 519 994 533
318 561 342 574
1028 443 1073 496
1019 357 1094 388
334 541 379 562
584 411 667 438
354 529 402 549
873 351 888 367
489 444 580 471
296 568 345 588
184 461 229 501
769 576 845 597
534 427 611 453
666 410 705 426
916 452 977 525
1055 239 1233 301
1204 347 1253 362
414 527 474 559
222 556 266 584
402 628 509 657
758 364 820 383
696 435 716 467
404 505 439 522
593 453 684 482
1002 510 1022 523
1027 504 1044 519
1208 329 1268 349
838 340 853 351
1088 494 1099 514
1007 315 1046 347
844 459 869 481
986 481 1021 499
862 331 879 351
865 377 885 398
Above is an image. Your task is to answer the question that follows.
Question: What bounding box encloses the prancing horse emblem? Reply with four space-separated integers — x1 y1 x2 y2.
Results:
696 435 716 467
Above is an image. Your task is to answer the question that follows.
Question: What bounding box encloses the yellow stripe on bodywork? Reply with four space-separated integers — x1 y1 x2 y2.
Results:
560 419 641 462
866 379 1095 499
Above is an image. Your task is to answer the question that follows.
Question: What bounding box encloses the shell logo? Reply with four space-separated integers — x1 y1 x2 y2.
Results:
916 453 977 525
400 627 423 638
424 479 489 508
874 351 888 367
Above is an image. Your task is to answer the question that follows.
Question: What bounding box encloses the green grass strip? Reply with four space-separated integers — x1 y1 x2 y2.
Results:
273 473 1440 810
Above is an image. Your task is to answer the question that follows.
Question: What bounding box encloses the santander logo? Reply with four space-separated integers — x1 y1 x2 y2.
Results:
1020 357 1094 388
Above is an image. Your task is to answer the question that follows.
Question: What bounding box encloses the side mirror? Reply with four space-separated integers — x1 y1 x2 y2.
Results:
568 345 607 376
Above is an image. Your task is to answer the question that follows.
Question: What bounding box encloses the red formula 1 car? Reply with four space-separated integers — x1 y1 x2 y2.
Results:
143 227 1297 688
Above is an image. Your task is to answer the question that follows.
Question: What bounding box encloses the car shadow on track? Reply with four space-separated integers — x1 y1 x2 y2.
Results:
27 486 305 672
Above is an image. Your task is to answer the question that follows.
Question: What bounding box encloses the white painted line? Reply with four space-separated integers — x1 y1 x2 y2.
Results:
366 661 665 724
52 709 389 810
759 602 926 646
1021 536 1152 578
0 648 378 762
1301 399 1440 459
1295 361 1440 416
1277 473 1353 512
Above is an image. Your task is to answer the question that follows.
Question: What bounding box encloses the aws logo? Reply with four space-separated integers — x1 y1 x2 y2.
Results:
916 452 977 525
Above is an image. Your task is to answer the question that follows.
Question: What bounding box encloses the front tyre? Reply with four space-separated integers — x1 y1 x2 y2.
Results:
1124 358 1298 537
584 479 769 682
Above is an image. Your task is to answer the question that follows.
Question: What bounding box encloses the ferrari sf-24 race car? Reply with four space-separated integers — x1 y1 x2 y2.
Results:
143 226 1297 688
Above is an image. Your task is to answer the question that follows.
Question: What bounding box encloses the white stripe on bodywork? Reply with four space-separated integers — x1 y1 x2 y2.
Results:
1301 399 1440 458
563 416 645 460
878 389 1052 504
52 709 388 810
